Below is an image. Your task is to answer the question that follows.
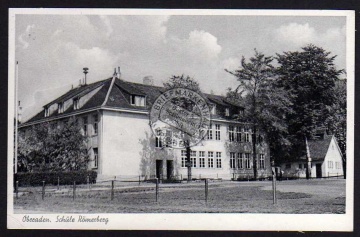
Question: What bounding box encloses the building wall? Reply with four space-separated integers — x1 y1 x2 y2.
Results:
100 110 150 178
174 122 272 180
322 137 344 177
281 161 309 178
98 111 272 181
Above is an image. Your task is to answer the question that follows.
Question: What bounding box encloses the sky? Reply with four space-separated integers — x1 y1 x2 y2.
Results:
14 12 347 122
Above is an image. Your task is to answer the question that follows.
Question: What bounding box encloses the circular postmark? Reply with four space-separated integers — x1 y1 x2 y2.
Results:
149 88 211 149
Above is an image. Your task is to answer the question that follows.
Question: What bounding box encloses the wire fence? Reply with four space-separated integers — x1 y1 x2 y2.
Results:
13 172 345 205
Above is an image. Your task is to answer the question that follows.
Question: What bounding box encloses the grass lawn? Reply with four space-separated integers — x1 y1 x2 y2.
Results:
13 179 345 214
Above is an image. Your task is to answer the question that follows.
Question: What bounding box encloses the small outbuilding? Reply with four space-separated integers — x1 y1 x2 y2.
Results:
280 135 344 179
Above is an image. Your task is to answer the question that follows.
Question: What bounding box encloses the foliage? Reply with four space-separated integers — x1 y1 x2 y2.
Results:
162 75 206 179
324 79 347 176
276 44 345 160
225 49 293 175
16 170 97 186
18 118 89 172
163 74 202 93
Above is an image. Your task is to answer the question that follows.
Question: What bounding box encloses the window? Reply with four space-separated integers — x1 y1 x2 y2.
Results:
155 129 163 148
230 152 236 169
73 98 80 110
258 135 264 143
225 108 230 116
83 116 88 136
215 124 221 140
244 128 250 142
93 114 98 135
163 130 173 147
245 153 251 169
328 161 333 169
58 102 64 114
229 126 235 142
211 105 216 115
199 151 205 168
130 95 145 106
207 124 213 140
181 150 186 167
259 154 265 169
299 163 302 169
236 126 242 142
44 107 49 117
191 151 197 168
216 152 222 168
237 153 243 169
208 152 214 168
93 148 98 168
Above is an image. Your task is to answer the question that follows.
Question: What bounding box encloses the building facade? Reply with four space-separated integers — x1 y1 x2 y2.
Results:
19 73 272 181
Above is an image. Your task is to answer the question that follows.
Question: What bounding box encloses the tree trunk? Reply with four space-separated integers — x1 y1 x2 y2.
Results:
252 125 258 180
186 145 191 182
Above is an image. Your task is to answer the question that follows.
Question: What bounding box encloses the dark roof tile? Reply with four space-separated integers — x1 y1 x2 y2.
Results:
299 136 333 161
23 77 244 125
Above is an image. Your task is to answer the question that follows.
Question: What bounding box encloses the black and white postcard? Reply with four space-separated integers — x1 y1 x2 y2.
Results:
7 8 355 231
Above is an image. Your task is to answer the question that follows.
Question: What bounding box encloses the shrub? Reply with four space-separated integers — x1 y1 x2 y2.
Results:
16 170 97 186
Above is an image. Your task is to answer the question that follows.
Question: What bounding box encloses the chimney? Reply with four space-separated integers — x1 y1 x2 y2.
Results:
117 66 121 79
83 67 89 85
143 76 154 86
113 67 121 79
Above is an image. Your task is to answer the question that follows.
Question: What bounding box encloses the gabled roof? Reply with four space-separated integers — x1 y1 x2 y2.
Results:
22 76 244 126
44 78 111 107
25 78 112 124
299 136 333 161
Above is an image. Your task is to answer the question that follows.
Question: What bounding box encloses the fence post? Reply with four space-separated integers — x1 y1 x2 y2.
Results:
15 181 19 199
139 176 141 186
205 179 208 204
87 175 90 190
232 173 235 181
155 178 159 202
272 173 277 204
199 174 201 180
73 181 76 200
57 176 60 190
42 181 45 200
111 180 114 201
180 174 182 181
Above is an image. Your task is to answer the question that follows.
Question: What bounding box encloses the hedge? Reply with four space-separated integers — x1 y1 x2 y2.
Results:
16 170 97 187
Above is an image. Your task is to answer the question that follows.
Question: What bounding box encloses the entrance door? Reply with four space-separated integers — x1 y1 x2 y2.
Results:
316 163 322 178
166 160 174 180
156 160 163 180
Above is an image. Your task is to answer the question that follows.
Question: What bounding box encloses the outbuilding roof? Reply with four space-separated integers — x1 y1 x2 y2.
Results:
299 136 333 161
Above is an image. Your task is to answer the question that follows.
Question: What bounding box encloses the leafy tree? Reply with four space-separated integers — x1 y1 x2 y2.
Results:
276 45 345 162
18 118 89 172
163 75 206 181
325 79 347 178
225 50 292 179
